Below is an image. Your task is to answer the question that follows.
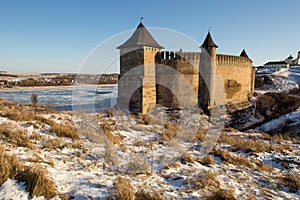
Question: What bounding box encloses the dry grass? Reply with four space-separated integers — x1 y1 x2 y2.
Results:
0 106 36 122
0 148 22 185
218 132 272 153
133 139 148 147
0 122 34 149
0 148 58 198
35 116 56 127
254 160 273 172
107 176 135 200
161 122 179 140
42 137 63 150
219 132 293 153
163 161 181 170
280 173 300 193
17 166 58 199
194 171 220 190
104 139 119 167
207 187 237 200
131 124 147 132
213 149 273 172
30 130 42 140
180 152 195 164
76 122 104 144
197 155 216 166
121 121 130 131
194 128 207 142
101 123 121 145
50 122 79 140
135 189 166 200
125 153 150 174
135 114 152 125
213 149 254 169
143 115 152 125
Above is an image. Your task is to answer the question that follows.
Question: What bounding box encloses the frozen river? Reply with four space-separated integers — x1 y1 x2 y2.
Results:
0 85 117 112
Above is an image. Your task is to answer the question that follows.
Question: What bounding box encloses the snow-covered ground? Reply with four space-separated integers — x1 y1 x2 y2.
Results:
256 67 300 93
0 100 299 200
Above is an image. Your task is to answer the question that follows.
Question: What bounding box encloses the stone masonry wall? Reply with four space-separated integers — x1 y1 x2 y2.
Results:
118 48 255 112
216 54 253 104
156 51 199 108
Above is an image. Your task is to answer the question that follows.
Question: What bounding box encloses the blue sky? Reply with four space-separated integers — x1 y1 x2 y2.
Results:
0 0 299 73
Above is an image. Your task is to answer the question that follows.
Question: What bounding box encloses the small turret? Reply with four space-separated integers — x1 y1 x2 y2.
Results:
240 49 249 59
200 31 218 62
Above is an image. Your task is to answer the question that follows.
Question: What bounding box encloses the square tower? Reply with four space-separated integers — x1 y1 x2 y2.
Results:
117 22 163 113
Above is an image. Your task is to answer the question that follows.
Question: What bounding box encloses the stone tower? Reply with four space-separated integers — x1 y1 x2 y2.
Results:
117 22 163 113
198 32 218 108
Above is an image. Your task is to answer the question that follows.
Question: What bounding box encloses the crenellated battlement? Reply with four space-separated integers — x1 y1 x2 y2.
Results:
156 51 200 63
216 54 251 65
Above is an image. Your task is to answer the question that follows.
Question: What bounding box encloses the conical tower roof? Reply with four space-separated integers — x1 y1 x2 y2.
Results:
200 32 218 48
240 49 249 58
117 22 164 49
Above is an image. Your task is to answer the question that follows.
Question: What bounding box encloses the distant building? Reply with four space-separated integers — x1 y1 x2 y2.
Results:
295 51 300 66
263 50 300 68
264 61 289 68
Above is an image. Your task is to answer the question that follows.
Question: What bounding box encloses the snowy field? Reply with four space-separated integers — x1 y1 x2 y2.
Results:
0 99 299 199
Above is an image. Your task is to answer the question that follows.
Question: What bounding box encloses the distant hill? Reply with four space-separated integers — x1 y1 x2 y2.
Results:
0 73 118 88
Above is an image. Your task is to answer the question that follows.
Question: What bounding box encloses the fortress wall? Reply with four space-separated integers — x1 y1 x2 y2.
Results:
156 51 199 107
216 54 253 103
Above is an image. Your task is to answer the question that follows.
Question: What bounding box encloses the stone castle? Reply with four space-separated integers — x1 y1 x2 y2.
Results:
117 22 255 113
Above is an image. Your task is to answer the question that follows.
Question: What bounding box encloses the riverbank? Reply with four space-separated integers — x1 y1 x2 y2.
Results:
0 84 117 92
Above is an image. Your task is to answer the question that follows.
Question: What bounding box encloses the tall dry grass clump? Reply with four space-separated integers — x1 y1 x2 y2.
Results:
207 187 237 200
218 132 272 153
213 149 254 169
162 122 179 140
107 176 135 200
280 172 300 193
135 189 166 200
197 155 216 166
194 170 220 191
50 122 79 140
101 123 121 145
0 148 22 185
0 122 34 149
17 166 58 199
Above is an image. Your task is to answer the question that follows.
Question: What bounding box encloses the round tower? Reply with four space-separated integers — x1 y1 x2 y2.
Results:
199 31 218 108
